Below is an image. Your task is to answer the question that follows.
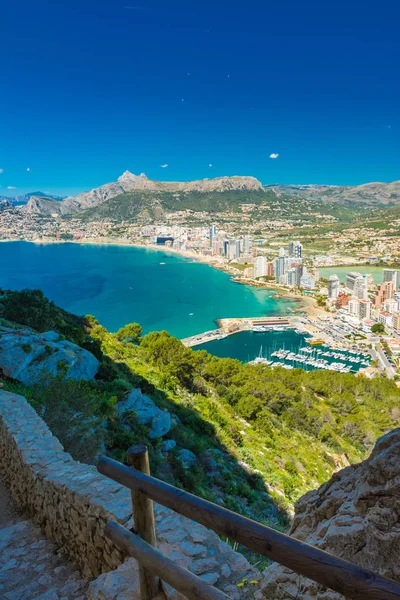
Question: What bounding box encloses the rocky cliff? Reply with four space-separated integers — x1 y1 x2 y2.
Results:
24 171 264 216
256 428 400 600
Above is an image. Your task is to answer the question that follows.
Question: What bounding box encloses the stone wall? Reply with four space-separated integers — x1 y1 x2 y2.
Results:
0 390 260 598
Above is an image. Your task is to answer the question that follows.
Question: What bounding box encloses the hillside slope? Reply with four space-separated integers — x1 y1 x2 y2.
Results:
1 289 399 533
257 428 400 599
77 189 274 222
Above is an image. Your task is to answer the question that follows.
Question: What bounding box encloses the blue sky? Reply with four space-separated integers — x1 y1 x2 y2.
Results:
1 0 399 196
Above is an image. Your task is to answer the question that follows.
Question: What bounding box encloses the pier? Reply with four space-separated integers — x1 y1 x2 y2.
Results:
181 316 292 347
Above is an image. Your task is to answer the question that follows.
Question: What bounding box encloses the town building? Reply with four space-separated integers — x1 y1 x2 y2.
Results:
209 224 217 248
328 274 340 300
275 255 287 282
287 268 296 287
212 239 223 256
353 275 368 300
359 299 371 320
243 235 252 255
253 256 267 278
373 280 394 308
383 269 400 290
300 269 315 289
348 298 360 317
379 312 394 328
335 292 349 309
288 241 303 258
295 264 304 287
227 240 238 260
346 272 363 292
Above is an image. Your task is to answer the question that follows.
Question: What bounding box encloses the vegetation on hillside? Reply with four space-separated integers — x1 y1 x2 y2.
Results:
77 188 370 226
1 289 400 530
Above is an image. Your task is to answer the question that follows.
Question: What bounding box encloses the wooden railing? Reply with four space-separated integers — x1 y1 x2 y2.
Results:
97 444 400 600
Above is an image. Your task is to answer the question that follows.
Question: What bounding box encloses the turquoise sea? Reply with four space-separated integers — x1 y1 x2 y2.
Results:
0 242 300 339
197 329 307 363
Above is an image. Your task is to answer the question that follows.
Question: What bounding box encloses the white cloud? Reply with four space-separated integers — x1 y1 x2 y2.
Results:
160 163 168 168
27 167 31 172
269 153 279 159
0 169 3 174
7 186 16 190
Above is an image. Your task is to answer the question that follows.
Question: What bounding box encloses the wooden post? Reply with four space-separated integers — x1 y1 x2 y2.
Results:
127 444 160 600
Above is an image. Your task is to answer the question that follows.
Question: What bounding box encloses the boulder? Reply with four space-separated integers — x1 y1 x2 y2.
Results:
117 389 171 439
161 439 177 453
255 428 400 600
0 327 99 384
178 448 197 469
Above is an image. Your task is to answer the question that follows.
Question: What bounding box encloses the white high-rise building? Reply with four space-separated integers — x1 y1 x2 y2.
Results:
243 235 252 255
287 268 296 287
253 256 267 278
235 240 241 258
275 255 287 282
359 300 371 320
346 272 363 292
383 269 400 291
227 240 238 260
328 274 340 300
353 275 368 300
348 298 360 316
300 270 315 289
209 224 217 248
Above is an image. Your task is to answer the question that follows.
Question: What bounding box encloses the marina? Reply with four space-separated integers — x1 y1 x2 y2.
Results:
194 325 372 374
250 344 371 373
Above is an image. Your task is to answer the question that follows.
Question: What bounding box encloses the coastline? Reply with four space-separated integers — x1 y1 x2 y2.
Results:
2 236 318 316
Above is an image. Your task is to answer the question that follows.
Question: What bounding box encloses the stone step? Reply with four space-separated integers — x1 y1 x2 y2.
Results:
0 520 88 600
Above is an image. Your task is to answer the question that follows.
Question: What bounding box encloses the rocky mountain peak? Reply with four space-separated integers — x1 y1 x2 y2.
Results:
117 171 148 183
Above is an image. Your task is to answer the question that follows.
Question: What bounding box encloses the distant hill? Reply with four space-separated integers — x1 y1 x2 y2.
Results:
1 191 65 207
265 180 400 206
24 172 265 217
22 173 400 224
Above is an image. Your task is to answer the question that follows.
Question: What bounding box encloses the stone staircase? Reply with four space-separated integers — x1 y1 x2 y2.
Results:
0 478 88 600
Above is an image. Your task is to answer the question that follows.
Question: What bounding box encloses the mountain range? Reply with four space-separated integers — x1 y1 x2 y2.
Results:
24 172 264 217
0 191 65 206
265 180 400 205
20 172 400 222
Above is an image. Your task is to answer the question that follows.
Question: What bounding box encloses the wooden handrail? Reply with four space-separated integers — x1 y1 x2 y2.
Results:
106 520 230 600
98 455 400 600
